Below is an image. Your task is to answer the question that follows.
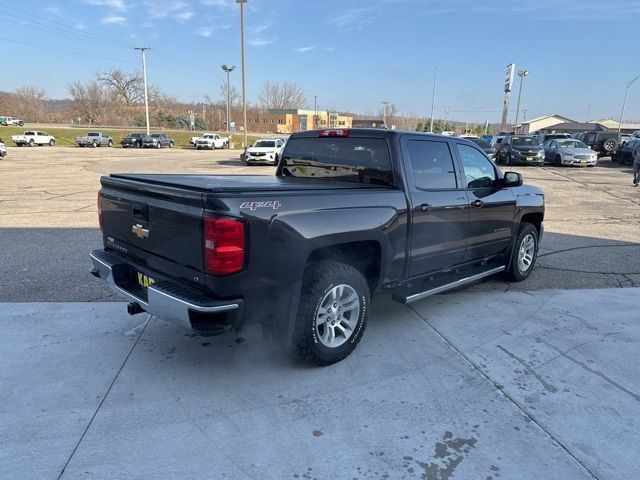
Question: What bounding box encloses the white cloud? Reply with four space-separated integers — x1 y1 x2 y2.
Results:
294 46 314 53
102 15 127 24
252 23 271 34
196 27 213 37
249 38 274 47
83 0 126 10
45 6 60 13
75 21 87 30
329 8 372 30
176 10 194 20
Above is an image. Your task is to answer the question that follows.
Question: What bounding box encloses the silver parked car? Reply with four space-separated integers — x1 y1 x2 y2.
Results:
542 138 597 167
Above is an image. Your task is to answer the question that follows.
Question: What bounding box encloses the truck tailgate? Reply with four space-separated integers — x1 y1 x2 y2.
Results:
100 176 205 288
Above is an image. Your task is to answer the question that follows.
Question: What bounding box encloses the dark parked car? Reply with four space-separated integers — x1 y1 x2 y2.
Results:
496 135 545 166
142 133 174 149
612 139 640 165
90 128 544 365
532 133 571 145
577 131 620 157
462 136 494 159
121 133 146 148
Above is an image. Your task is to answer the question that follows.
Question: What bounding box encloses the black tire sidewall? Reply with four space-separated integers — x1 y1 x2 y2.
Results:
508 223 538 281
295 261 369 365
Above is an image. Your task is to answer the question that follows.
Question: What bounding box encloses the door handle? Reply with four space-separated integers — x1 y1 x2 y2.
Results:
470 200 484 208
415 203 431 212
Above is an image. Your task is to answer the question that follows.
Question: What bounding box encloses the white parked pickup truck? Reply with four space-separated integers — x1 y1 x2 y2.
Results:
12 130 55 147
1 116 24 126
195 133 229 150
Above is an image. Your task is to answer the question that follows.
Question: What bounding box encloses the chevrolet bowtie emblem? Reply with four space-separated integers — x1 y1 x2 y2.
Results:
131 224 149 239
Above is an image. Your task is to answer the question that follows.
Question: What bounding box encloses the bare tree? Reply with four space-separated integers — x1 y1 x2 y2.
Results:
97 69 144 106
15 86 48 122
218 80 240 108
378 102 399 126
67 80 108 124
258 82 306 110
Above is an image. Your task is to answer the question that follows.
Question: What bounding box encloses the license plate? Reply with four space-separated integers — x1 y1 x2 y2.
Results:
526 157 533 160
581 160 587 163
136 271 155 289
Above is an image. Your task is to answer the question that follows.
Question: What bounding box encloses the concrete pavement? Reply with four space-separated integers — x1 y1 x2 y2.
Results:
2 288 639 479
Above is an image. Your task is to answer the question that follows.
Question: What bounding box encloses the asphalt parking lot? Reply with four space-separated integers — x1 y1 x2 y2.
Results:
1 145 640 479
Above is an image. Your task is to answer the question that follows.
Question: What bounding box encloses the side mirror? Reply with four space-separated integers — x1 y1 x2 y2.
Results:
503 172 523 187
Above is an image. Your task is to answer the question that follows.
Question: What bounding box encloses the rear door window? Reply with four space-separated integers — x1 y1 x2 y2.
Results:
407 140 457 190
280 137 393 186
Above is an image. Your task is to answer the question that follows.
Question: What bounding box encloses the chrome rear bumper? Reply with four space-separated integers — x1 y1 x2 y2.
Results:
90 249 242 333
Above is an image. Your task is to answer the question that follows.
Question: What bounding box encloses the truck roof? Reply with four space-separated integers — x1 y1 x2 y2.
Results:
290 128 449 140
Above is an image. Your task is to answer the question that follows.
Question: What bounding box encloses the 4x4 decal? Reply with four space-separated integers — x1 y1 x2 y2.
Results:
240 200 281 211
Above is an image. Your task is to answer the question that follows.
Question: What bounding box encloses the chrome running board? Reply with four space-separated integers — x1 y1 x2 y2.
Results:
393 265 506 304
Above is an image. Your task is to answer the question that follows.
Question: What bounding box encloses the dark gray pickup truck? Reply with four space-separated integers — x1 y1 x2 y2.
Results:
90 128 544 365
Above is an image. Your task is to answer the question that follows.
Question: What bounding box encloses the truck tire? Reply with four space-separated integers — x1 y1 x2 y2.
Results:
505 222 539 282
169 141 174 148
92 141 98 148
29 139 34 147
156 142 161 149
49 139 55 146
108 140 113 147
602 138 617 153
292 261 369 366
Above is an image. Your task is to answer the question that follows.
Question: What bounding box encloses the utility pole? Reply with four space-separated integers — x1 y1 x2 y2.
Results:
514 69 528 133
523 109 528 122
134 47 151 136
429 65 439 132
221 65 236 134
381 101 389 126
484 120 489 135
618 74 640 136
443 106 450 130
202 103 206 127
236 0 248 150
314 95 318 128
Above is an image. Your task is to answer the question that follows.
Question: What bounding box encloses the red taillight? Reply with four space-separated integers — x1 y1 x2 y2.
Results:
204 215 245 275
319 129 349 137
97 192 103 231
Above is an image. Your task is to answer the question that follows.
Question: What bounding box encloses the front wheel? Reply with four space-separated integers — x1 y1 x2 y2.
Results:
292 261 369 366
156 142 161 149
92 141 98 148
108 140 113 147
505 222 539 282
49 139 55 146
169 141 174 148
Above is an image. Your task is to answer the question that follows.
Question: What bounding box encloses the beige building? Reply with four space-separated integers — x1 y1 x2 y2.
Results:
248 109 352 134
517 114 575 134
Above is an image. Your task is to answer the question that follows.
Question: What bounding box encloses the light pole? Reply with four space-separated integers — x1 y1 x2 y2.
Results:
236 0 248 150
221 65 235 134
618 73 640 136
134 47 151 136
523 109 528 123
381 101 389 126
429 65 438 132
514 69 528 133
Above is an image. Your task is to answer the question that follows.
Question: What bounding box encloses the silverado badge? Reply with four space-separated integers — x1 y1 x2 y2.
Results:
131 224 149 239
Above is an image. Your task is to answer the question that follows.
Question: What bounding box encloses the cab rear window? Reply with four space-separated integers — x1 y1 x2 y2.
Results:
280 137 393 187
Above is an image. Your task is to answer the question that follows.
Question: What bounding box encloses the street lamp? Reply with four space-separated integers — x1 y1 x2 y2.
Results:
381 101 389 126
134 47 151 136
513 70 529 131
514 69 528 133
618 73 640 136
221 65 235 134
429 65 438 132
236 0 248 150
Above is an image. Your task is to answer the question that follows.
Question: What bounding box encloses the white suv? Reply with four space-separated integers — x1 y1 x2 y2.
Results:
245 138 285 165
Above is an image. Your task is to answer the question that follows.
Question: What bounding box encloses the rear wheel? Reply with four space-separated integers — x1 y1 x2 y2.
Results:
156 142 161 149
506 222 539 282
92 141 98 148
292 261 369 366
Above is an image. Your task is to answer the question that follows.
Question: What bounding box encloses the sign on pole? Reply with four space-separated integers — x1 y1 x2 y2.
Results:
501 63 515 131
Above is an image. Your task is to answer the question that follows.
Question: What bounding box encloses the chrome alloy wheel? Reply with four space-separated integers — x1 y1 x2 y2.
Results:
518 234 536 273
315 284 360 348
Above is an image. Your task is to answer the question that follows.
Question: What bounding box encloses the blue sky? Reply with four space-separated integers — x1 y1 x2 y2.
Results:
2 0 640 123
